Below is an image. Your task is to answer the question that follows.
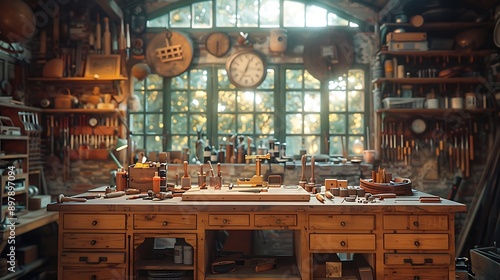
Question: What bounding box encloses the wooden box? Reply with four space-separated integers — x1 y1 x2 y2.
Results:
470 246 500 280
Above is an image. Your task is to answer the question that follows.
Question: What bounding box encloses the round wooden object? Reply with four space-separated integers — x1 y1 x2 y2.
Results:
146 31 194 77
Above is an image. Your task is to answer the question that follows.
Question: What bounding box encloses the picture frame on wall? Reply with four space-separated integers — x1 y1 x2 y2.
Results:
84 55 121 78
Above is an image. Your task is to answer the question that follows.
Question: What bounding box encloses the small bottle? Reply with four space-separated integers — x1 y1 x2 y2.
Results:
183 241 193 265
152 171 160 193
204 139 211 163
210 145 218 163
115 168 127 191
174 238 183 264
384 59 393 78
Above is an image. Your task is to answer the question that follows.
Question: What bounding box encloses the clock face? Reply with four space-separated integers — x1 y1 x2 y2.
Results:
88 116 99 127
206 32 230 57
410 118 427 135
226 50 266 89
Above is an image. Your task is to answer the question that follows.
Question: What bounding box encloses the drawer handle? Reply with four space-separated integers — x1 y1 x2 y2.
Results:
275 219 281 224
414 277 420 280
79 256 108 264
90 240 97 246
403 258 433 266
91 220 98 226
91 275 97 280
223 219 228 224
162 221 168 226
340 221 346 227
413 221 419 227
340 241 346 247
414 241 420 247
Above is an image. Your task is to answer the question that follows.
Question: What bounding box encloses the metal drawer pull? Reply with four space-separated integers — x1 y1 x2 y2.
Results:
403 258 433 266
223 219 228 224
90 240 97 246
413 221 419 227
413 277 420 280
91 220 98 226
414 241 420 247
91 275 96 280
340 221 346 226
79 256 108 264
162 221 168 226
275 219 281 224
340 241 346 247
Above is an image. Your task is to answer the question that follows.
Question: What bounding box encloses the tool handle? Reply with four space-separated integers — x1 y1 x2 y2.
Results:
104 191 126 198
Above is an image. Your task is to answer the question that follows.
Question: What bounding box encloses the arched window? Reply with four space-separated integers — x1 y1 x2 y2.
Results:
131 0 368 163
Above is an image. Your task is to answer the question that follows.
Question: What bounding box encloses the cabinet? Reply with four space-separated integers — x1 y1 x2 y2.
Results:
47 193 466 279
373 22 498 170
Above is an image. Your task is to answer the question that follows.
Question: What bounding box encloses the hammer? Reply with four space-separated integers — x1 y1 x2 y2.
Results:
57 194 87 203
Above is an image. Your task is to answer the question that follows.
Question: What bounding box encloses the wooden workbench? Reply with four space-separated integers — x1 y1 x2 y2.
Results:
47 188 466 279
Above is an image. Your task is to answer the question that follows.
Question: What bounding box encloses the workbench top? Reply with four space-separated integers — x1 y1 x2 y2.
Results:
46 187 466 213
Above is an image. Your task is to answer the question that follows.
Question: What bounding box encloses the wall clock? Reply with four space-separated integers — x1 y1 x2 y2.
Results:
146 30 194 77
206 32 231 57
410 118 427 135
226 49 266 89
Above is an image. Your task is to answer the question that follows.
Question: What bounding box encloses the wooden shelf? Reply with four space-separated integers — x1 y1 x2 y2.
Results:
0 257 47 280
377 108 494 115
135 259 194 270
0 135 28 140
380 22 494 31
378 49 496 57
0 102 41 112
372 77 483 85
27 77 126 82
42 108 118 114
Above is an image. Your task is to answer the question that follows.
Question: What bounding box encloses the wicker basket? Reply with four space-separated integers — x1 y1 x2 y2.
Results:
359 178 413 196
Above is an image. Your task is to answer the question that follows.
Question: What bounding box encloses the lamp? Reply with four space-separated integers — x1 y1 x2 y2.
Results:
352 139 364 155
109 138 128 169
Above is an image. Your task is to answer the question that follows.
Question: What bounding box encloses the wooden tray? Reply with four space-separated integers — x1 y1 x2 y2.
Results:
181 186 311 202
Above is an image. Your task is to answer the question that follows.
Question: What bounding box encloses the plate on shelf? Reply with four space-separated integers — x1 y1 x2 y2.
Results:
147 270 185 280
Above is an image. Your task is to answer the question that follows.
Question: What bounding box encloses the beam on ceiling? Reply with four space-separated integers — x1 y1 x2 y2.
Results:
95 0 123 21
378 0 410 22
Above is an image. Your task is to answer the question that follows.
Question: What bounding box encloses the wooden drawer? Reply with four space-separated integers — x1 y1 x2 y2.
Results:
383 215 448 231
134 214 197 229
255 214 297 227
60 252 125 265
385 253 451 266
384 267 449 279
309 215 374 230
384 234 449 250
63 214 126 230
62 233 126 249
208 214 250 226
310 234 376 251
62 267 126 279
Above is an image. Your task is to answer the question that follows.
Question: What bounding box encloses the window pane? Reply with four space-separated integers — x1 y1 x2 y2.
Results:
286 114 302 133
329 91 346 112
285 136 302 156
132 91 145 111
171 113 188 134
348 136 364 154
145 135 163 152
260 0 280 27
259 69 275 89
170 6 191 27
171 135 188 151
130 114 144 134
305 135 320 154
237 91 254 112
146 114 163 134
285 91 302 112
304 70 320 89
190 91 207 112
218 114 236 134
218 91 236 112
217 0 236 27
190 70 208 90
256 113 273 134
189 114 207 133
329 135 343 155
193 1 212 28
148 14 169 28
255 91 273 112
329 114 346 134
146 90 163 112
171 73 188 90
237 0 258 27
348 90 363 112
285 69 303 89
348 113 364 134
283 1 304 27
171 91 189 112
328 75 347 91
147 74 163 90
238 113 254 134
304 92 321 112
348 69 364 90
304 113 320 133
328 12 349 26
306 5 327 27
217 69 232 88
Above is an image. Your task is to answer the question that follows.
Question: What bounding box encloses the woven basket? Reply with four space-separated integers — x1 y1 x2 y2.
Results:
359 178 413 196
